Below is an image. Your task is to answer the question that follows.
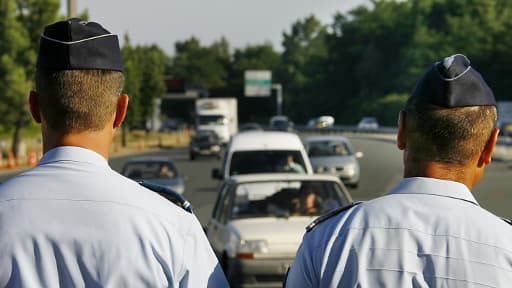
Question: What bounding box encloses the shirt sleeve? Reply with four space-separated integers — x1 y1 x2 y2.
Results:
284 234 319 288
179 215 229 288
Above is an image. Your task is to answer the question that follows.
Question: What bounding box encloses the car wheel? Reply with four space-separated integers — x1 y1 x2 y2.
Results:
190 153 195 161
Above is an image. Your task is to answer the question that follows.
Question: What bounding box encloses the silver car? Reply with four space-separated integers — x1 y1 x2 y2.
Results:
121 156 185 194
206 173 352 288
304 135 363 188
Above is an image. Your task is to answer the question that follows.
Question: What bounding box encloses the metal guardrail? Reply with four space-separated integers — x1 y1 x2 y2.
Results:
294 125 398 134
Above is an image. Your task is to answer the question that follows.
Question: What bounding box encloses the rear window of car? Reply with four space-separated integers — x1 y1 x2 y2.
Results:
229 150 306 176
307 141 351 157
122 161 178 180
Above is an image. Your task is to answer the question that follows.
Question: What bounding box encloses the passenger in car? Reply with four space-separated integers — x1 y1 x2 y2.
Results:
282 155 305 173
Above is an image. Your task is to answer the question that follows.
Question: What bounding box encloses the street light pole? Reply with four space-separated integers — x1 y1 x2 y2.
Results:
272 83 282 115
68 0 76 18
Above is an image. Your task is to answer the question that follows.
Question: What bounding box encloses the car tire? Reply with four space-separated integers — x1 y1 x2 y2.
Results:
190 153 195 161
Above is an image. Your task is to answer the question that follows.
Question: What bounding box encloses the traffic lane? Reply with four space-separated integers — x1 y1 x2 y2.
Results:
109 147 222 226
348 136 512 219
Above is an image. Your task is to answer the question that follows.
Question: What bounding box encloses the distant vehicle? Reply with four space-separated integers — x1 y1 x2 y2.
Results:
189 130 222 160
121 156 185 194
160 118 187 132
304 135 363 188
239 122 263 132
357 116 379 130
269 115 294 132
212 131 313 180
196 98 238 144
206 173 353 288
307 115 335 129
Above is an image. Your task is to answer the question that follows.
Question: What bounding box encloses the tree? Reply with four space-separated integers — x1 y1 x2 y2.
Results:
138 45 166 130
0 0 32 156
280 15 329 122
170 37 230 92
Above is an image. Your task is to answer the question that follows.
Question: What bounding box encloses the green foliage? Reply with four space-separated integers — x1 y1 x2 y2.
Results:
0 0 31 129
171 37 230 90
122 39 166 130
362 93 409 125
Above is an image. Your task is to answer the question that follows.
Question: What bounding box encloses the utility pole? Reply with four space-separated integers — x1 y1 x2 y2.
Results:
272 84 283 115
67 0 76 18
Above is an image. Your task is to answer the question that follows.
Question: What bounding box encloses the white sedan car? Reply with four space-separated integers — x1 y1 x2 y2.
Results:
206 173 353 287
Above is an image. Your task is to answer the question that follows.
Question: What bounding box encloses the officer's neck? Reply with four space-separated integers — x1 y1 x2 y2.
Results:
41 125 114 160
403 160 480 191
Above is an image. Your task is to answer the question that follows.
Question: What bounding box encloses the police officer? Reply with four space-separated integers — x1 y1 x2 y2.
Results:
284 54 512 287
0 19 228 287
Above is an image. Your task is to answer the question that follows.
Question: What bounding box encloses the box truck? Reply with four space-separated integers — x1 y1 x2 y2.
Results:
196 98 238 144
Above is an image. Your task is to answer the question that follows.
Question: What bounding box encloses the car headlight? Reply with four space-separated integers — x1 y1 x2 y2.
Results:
237 239 269 259
211 145 220 151
192 146 199 151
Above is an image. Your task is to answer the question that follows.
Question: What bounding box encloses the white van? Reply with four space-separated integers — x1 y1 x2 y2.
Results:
212 131 313 180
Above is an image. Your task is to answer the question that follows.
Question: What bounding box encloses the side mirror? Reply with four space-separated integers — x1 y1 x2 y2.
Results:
211 168 222 180
355 151 364 158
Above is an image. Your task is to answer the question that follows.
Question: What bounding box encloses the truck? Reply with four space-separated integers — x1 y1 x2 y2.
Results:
195 98 238 144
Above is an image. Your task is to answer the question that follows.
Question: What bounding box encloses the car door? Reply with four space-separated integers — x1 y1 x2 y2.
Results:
207 182 232 257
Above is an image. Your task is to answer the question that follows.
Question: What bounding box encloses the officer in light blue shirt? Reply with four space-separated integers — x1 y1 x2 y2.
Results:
285 54 512 287
0 19 228 287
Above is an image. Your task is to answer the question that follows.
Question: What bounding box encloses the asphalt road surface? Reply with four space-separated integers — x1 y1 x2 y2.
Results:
109 135 512 224
1 135 511 225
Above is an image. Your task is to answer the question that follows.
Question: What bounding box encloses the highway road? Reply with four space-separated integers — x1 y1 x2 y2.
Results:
1 134 511 225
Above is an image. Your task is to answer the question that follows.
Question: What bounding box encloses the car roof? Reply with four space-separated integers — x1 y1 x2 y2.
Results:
125 156 174 163
303 135 350 143
226 173 344 184
229 131 304 151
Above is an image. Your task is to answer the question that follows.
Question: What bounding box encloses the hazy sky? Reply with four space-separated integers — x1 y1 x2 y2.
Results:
59 0 368 55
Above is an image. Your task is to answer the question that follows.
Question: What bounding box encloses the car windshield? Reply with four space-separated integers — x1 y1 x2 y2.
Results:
231 180 345 219
122 161 178 180
307 141 351 157
229 150 306 176
199 115 226 126
195 135 216 143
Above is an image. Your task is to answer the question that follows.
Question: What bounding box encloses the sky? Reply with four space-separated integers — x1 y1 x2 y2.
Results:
59 0 369 55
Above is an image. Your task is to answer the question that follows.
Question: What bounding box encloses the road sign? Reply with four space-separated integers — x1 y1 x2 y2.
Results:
244 70 272 97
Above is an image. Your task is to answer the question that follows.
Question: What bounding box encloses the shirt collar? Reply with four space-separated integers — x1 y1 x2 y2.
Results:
387 177 479 206
37 146 110 169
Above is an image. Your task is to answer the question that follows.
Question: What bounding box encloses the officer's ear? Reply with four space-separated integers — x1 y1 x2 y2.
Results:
113 94 129 129
29 91 42 124
478 127 499 166
397 110 406 150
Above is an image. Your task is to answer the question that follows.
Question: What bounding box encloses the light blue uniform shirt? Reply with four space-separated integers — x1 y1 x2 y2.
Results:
0 146 228 288
286 177 512 287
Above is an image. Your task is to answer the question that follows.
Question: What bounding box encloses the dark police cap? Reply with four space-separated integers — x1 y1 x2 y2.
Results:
37 18 123 72
411 54 495 108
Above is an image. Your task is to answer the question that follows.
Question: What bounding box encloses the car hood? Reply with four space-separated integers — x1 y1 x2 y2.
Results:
229 217 315 254
310 156 356 167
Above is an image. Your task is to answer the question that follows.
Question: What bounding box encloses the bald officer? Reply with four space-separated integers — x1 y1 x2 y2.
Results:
0 19 228 287
285 54 512 287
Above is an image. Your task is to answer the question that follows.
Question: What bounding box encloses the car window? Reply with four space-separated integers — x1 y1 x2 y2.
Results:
219 185 233 224
231 181 345 219
198 115 226 126
212 183 228 219
122 161 178 180
307 141 351 157
229 150 306 176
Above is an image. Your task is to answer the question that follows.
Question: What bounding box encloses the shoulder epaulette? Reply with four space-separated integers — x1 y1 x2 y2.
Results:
305 201 362 232
501 217 512 225
139 181 193 213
